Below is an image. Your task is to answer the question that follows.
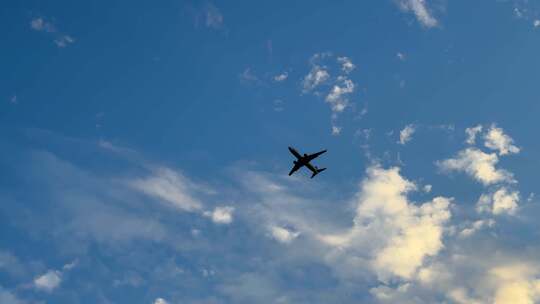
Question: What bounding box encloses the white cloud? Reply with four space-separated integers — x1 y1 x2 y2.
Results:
204 3 223 29
437 148 514 186
484 125 520 156
397 0 438 28
129 167 204 212
30 17 55 32
273 72 288 82
337 56 355 73
302 66 329 92
465 125 483 145
325 77 354 112
398 124 416 145
269 226 300 244
423 184 432 193
318 166 452 281
535 20 540 27
397 52 406 61
34 270 62 292
490 263 540 304
30 17 74 48
153 298 169 304
331 125 342 136
54 35 75 48
477 187 520 215
459 219 495 238
204 206 234 224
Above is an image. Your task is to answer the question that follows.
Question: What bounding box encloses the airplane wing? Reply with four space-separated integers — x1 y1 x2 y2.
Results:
288 147 303 160
306 149 327 161
288 162 302 176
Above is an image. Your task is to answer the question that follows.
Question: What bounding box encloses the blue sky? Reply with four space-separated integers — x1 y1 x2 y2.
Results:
2 0 540 303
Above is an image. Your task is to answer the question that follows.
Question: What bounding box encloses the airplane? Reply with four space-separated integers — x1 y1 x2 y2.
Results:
288 146 327 178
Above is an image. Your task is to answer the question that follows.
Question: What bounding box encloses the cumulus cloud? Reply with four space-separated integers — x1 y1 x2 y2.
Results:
489 263 540 304
398 124 416 145
397 0 438 28
331 125 342 136
337 56 355 74
535 20 540 27
318 166 452 281
465 124 483 145
34 270 62 292
129 167 204 212
325 77 354 113
477 187 520 215
302 66 329 92
204 206 234 224
269 226 300 244
484 125 520 155
273 72 288 82
437 148 514 185
459 219 495 238
153 298 169 304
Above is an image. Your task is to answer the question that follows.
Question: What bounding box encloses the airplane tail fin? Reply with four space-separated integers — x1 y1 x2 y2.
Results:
310 167 327 178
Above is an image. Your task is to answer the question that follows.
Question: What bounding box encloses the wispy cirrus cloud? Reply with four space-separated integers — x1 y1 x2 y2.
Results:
30 17 75 48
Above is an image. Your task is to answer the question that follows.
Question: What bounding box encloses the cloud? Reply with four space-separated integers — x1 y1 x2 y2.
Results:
459 219 495 238
34 270 62 292
337 56 355 73
396 52 406 61
153 298 169 304
331 125 342 136
490 263 540 304
269 226 300 244
129 167 204 212
273 72 288 82
397 0 438 28
484 124 520 156
437 148 515 185
302 66 330 92
30 18 55 32
398 124 416 145
203 3 223 29
535 20 540 27
318 166 452 281
0 287 25 304
325 77 354 113
477 187 520 215
30 17 74 48
465 124 483 145
204 206 234 224
54 35 75 48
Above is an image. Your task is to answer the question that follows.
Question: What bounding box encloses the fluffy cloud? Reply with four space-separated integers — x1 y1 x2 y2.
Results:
437 148 514 185
269 226 300 244
129 167 204 212
397 0 438 28
302 66 329 92
484 125 520 155
465 124 483 145
204 206 234 224
34 270 62 292
459 219 495 238
477 187 520 215
318 166 452 281
337 56 355 74
153 298 169 304
273 72 288 82
398 124 416 145
325 77 354 112
490 263 540 304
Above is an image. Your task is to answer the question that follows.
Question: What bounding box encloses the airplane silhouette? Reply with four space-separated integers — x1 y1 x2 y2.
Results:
288 146 327 178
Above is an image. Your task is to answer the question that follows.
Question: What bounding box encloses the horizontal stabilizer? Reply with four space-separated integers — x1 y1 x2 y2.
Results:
310 168 326 178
